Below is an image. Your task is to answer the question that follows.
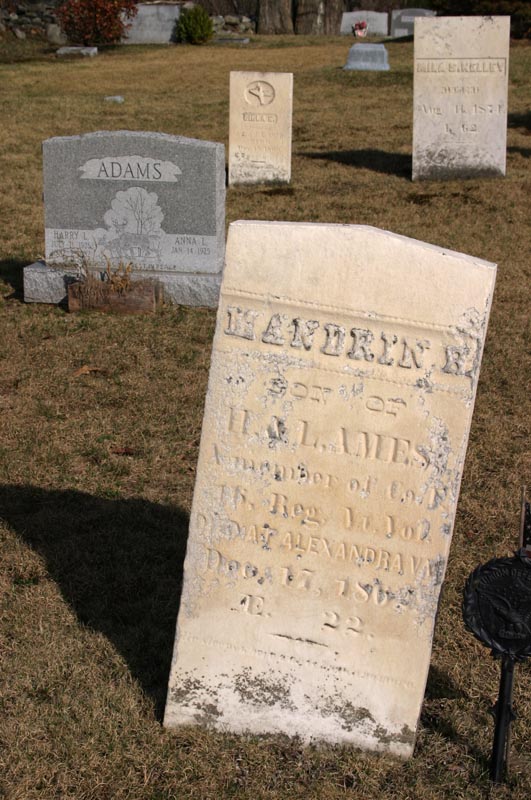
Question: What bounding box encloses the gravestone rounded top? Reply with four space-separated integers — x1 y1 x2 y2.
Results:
43 130 222 150
463 556 531 660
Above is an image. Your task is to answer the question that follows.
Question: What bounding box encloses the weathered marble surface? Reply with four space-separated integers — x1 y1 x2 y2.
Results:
413 16 510 181
164 221 496 757
229 72 293 185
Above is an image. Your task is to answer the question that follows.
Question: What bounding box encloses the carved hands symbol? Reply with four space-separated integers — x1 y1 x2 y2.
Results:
245 81 275 107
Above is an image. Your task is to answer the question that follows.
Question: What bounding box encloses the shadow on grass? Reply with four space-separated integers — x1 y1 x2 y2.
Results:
421 664 489 770
508 110 531 131
0 258 26 300
300 149 411 178
508 146 531 159
0 483 188 720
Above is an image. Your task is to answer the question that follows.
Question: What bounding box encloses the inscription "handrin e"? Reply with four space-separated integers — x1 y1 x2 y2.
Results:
224 306 476 377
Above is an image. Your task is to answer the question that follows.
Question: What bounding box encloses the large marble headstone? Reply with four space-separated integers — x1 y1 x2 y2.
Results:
413 16 510 181
35 131 225 306
340 11 389 37
229 71 293 185
390 8 435 38
164 221 496 757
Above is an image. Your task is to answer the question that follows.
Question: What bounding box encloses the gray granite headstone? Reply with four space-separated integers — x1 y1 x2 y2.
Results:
123 3 181 44
344 44 390 71
340 11 389 37
390 8 436 38
26 131 225 307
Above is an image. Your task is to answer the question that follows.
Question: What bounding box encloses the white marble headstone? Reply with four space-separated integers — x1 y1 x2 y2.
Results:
229 72 293 185
164 221 496 757
413 16 510 181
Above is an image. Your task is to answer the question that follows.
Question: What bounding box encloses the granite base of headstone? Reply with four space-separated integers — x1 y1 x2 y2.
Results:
24 131 225 308
24 261 80 305
344 44 390 71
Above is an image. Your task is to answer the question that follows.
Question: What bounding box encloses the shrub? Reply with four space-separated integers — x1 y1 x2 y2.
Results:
174 6 214 45
57 0 139 46
430 0 531 39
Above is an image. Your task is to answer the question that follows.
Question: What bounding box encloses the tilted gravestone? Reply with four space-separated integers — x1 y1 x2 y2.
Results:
164 221 496 757
390 7 435 38
24 131 225 306
340 11 389 37
229 71 293 185
413 16 510 181
344 43 390 71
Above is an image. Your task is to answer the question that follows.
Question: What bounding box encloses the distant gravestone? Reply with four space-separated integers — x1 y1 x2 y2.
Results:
390 8 435 38
413 16 510 181
344 43 390 71
229 71 293 185
56 46 98 57
340 11 389 37
123 3 180 44
164 220 496 756
24 131 225 306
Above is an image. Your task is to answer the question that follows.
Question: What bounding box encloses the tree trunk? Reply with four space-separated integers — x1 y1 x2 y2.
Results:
257 0 294 34
295 0 324 34
323 0 346 34
295 0 347 35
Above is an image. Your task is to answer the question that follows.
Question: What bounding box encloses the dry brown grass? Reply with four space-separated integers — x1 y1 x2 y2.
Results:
0 32 530 800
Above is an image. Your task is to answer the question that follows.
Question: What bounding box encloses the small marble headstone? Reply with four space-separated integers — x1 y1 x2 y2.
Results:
344 44 390 71
25 131 225 306
229 71 293 185
164 220 496 757
413 16 510 181
390 8 435 38
340 11 389 37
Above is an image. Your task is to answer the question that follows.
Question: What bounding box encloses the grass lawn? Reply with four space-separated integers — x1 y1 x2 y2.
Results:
0 31 530 800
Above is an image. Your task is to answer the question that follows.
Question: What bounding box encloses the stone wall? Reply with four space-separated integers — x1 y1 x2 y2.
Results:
212 13 255 35
0 3 58 39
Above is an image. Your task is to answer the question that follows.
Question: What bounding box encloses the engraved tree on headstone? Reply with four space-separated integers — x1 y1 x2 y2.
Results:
102 187 164 261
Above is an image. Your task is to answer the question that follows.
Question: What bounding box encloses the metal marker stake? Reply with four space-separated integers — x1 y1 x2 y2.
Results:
490 653 515 783
463 487 531 785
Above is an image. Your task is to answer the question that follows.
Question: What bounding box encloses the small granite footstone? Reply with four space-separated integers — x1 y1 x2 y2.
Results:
164 220 496 757
413 16 510 181
56 46 98 57
344 43 390 71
